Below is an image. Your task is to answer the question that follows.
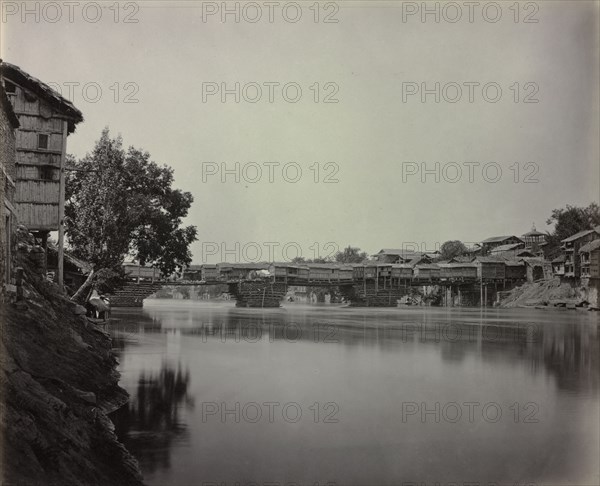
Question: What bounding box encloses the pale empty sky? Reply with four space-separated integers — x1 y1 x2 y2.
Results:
2 0 599 263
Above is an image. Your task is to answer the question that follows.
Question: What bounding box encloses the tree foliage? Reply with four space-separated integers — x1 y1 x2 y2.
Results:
439 240 468 260
290 246 369 264
334 246 369 263
291 256 332 264
546 203 600 241
545 202 600 255
65 129 197 276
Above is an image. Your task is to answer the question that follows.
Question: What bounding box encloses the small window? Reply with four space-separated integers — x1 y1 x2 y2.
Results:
4 81 16 93
40 166 54 181
38 134 49 149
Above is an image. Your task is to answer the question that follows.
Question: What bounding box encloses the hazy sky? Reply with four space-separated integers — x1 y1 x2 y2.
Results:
2 0 599 263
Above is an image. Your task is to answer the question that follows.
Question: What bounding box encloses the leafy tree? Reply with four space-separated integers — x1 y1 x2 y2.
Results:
65 128 197 277
334 246 369 264
292 246 368 264
546 203 600 241
439 240 468 260
545 203 600 255
312 257 333 263
291 256 333 264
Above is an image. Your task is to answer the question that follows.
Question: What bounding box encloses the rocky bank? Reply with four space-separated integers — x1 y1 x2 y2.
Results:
1 241 143 485
499 277 598 308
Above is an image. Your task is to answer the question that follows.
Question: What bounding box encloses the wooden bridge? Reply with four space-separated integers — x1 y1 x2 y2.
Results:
109 260 532 308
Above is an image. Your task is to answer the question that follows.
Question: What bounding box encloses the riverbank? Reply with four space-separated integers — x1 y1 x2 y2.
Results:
1 251 143 484
499 277 598 309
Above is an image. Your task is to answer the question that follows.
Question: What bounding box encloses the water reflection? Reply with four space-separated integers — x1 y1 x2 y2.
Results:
110 362 192 474
110 305 599 395
109 302 599 485
542 323 599 393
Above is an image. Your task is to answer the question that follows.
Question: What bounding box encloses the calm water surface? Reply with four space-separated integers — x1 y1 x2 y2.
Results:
109 300 600 486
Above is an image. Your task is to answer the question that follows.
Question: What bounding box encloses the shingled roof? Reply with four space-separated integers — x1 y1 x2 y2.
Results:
0 61 83 133
481 235 524 244
490 243 523 253
523 229 546 237
561 228 600 243
579 239 600 253
472 256 507 263
0 84 19 128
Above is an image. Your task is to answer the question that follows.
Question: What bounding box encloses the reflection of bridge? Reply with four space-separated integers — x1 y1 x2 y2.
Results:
109 261 529 308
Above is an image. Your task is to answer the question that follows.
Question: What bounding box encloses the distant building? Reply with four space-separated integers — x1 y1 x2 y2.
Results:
551 254 565 277
1 83 19 286
480 235 524 254
519 257 547 282
521 224 546 254
489 242 525 258
504 260 527 281
561 228 600 278
492 250 536 260
0 61 83 247
123 262 162 282
471 256 506 280
465 244 483 257
579 239 600 279
182 264 203 281
374 249 430 264
405 254 433 267
448 256 475 263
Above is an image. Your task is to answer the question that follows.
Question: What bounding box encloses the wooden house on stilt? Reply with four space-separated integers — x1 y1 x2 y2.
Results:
0 61 83 252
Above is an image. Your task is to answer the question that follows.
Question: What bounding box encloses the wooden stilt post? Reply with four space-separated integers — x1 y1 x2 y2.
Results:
484 284 488 308
480 279 483 308
57 121 68 289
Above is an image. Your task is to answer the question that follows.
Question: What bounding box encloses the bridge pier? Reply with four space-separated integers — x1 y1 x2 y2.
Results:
108 281 163 307
228 281 288 308
342 282 410 307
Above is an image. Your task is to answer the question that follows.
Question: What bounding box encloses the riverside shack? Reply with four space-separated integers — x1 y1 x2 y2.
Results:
0 62 83 248
1 83 19 286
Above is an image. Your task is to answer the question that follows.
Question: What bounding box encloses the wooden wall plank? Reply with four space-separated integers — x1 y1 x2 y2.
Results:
16 151 61 166
15 203 58 230
15 180 60 203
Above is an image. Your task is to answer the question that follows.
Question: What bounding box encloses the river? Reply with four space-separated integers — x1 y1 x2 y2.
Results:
108 300 600 486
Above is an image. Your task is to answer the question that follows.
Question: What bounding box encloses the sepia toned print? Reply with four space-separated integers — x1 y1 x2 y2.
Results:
1 1 598 485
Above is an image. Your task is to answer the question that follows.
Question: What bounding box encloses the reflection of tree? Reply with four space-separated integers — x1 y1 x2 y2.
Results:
541 324 599 393
110 363 192 474
476 321 599 394
109 312 163 355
